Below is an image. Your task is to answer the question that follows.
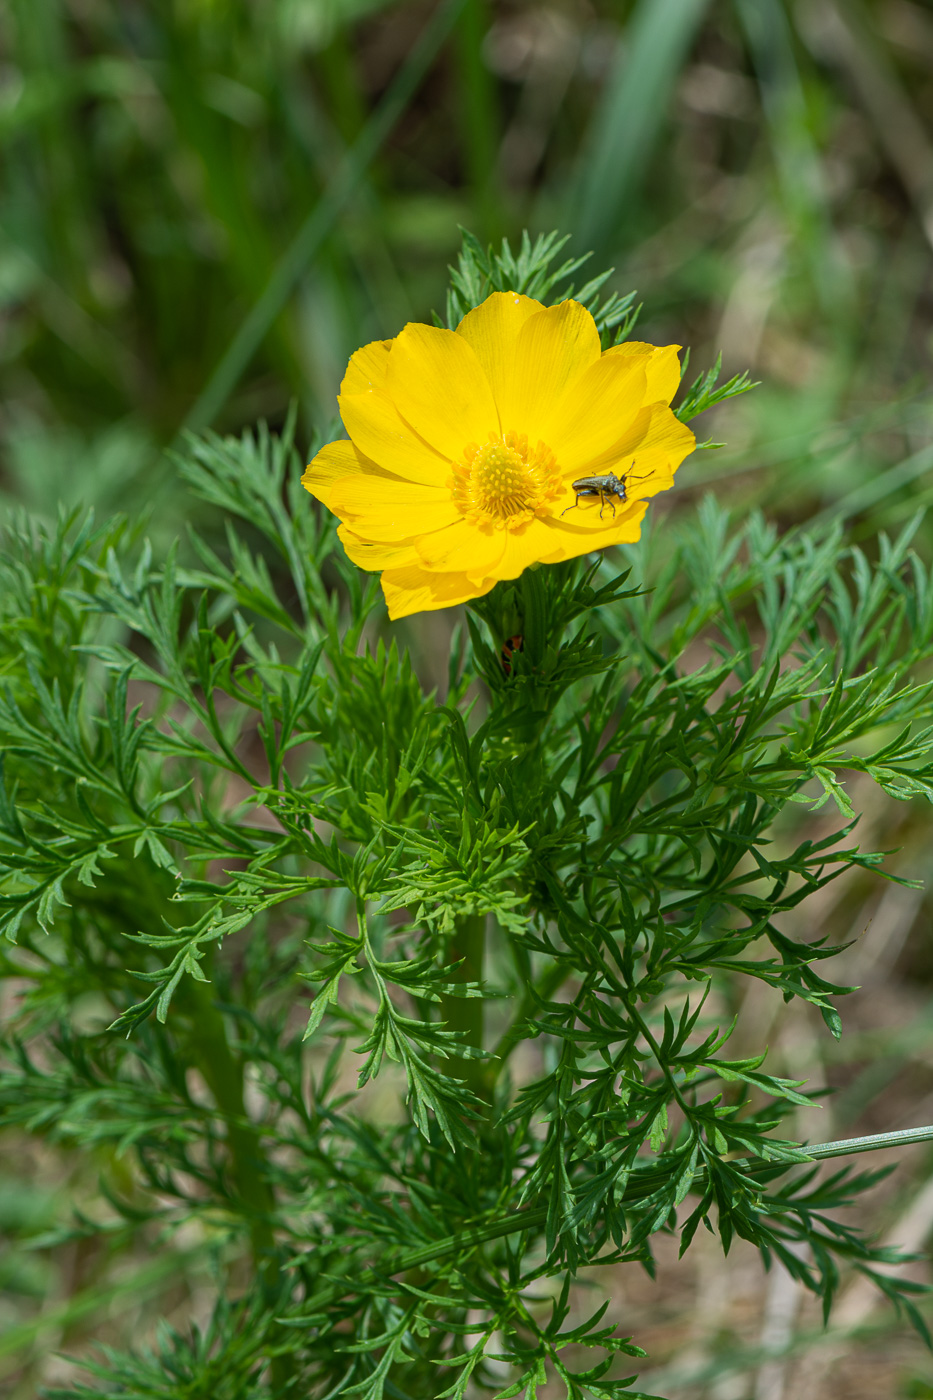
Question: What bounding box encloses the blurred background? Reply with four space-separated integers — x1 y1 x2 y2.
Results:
2 0 933 1396
2 0 932 535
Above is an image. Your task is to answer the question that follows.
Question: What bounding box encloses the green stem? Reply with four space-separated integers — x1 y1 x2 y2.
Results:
806 1124 933 1159
185 982 293 1386
487 960 569 1087
441 913 487 1101
292 1121 933 1321
187 981 276 1272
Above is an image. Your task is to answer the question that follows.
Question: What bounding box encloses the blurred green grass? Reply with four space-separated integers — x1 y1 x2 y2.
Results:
2 1 933 1396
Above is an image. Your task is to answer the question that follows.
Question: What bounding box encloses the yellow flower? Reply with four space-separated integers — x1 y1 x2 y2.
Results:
302 292 696 619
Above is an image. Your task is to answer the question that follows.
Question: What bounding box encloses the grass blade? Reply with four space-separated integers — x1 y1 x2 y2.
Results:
571 0 712 255
735 0 847 317
182 0 469 436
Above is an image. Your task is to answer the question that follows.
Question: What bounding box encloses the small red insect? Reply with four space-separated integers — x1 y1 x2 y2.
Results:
500 633 524 675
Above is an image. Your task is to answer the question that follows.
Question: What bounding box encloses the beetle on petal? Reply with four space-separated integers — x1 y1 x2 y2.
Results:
561 469 651 520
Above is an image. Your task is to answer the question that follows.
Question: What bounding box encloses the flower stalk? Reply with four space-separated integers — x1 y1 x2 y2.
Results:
441 913 488 1103
184 982 277 1280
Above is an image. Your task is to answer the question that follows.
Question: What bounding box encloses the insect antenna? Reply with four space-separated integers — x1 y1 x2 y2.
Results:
620 466 655 495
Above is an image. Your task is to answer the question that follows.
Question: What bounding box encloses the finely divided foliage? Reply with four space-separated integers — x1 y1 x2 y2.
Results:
1 235 932 1397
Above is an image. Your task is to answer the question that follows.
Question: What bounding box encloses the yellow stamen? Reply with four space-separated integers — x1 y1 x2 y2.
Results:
448 431 564 531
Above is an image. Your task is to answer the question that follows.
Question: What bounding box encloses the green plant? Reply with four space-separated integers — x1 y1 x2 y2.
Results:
1 234 932 1398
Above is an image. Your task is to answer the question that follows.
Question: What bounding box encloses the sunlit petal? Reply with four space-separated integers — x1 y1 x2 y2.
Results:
578 402 696 480
387 323 499 460
381 564 495 619
547 353 649 470
302 439 398 511
495 300 602 437
328 471 459 543
341 339 392 396
339 390 452 488
550 500 650 553
337 525 420 571
456 291 544 402
414 519 508 581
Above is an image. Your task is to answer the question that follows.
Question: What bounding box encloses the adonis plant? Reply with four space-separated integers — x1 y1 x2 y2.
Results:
3 231 933 1397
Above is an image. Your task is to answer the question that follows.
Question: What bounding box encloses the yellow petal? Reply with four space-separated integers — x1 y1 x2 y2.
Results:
489 520 570 578
520 503 649 568
551 490 646 534
414 516 575 584
386 323 500 461
339 389 453 488
592 498 651 547
643 343 682 404
337 524 419 572
547 353 649 472
302 439 388 511
413 519 507 580
380 565 494 620
494 300 602 438
341 339 392 395
596 342 682 405
575 402 695 481
455 291 544 402
329 472 459 542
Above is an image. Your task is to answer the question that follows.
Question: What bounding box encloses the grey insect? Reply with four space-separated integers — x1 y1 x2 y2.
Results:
561 467 649 520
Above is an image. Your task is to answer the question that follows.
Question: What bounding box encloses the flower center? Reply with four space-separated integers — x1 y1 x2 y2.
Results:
449 431 564 530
